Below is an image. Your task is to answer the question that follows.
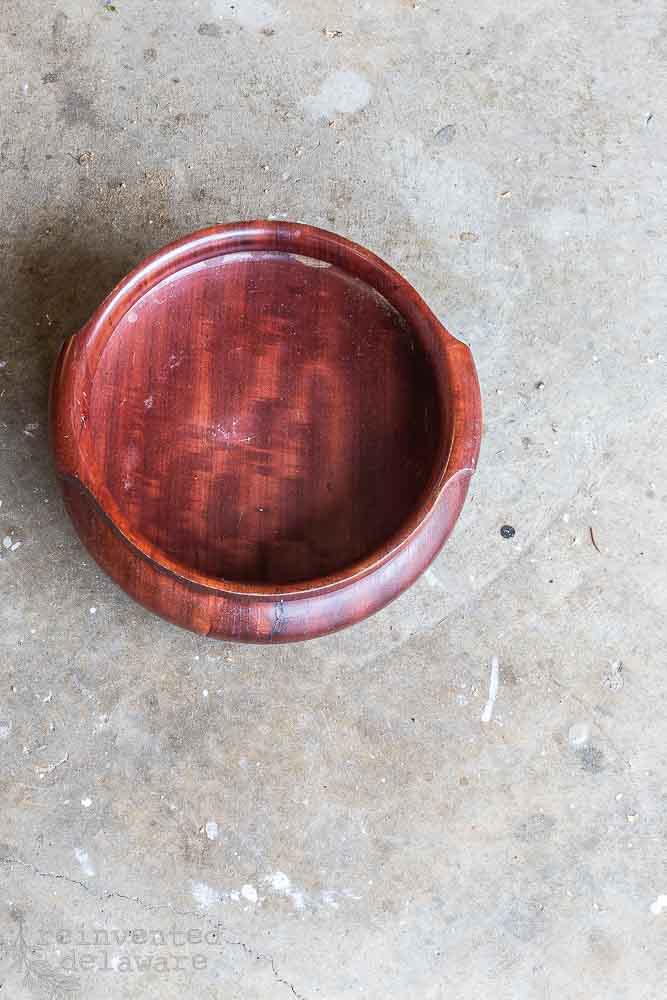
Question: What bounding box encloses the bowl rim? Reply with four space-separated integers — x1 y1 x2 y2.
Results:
52 220 482 598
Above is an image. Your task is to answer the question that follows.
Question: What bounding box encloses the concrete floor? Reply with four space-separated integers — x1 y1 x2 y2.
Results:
1 1 666 997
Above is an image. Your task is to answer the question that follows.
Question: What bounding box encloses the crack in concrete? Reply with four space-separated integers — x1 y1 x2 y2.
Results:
0 855 307 1000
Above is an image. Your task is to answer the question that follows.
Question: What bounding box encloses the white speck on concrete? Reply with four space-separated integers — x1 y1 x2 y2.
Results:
602 660 624 691
303 69 372 119
205 820 219 841
424 567 446 592
211 0 275 29
0 721 12 740
74 848 95 877
81 797 92 808
37 752 69 776
266 871 306 910
650 895 667 915
481 656 500 723
202 689 209 698
269 871 291 893
191 879 264 908
568 723 590 747
191 881 221 909
290 889 305 910
89 607 97 615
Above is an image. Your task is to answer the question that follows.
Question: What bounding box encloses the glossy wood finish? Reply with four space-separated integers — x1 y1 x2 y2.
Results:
50 222 482 642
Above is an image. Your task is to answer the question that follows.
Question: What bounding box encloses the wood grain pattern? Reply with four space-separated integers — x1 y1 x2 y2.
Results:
50 222 482 642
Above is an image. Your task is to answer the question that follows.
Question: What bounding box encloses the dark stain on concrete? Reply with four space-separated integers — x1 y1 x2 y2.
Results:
59 90 98 127
198 22 222 38
579 745 605 773
502 896 546 943
515 813 556 842
51 11 69 53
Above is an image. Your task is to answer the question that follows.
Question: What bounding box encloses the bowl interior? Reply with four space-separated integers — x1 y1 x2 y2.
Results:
87 250 443 584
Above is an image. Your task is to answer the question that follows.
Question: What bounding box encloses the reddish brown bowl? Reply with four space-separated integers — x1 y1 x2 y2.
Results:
50 222 481 642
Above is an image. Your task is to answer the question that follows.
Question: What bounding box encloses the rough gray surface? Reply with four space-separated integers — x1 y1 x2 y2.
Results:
1 1 666 997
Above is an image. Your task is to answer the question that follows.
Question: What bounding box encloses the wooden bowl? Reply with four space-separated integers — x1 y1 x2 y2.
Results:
50 222 481 642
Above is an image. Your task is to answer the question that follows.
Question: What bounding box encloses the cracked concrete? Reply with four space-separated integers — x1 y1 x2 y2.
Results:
1 0 666 997
1 854 305 998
